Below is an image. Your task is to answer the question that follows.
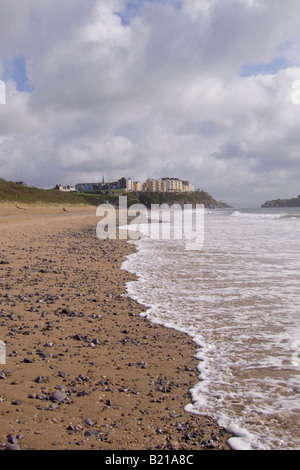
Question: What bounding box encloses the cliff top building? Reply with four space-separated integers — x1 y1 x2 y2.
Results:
144 177 194 193
75 176 193 193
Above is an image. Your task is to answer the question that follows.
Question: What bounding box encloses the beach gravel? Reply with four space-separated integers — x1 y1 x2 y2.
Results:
0 204 233 450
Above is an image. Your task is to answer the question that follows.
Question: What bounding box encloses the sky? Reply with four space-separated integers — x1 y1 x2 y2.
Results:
1 0 300 206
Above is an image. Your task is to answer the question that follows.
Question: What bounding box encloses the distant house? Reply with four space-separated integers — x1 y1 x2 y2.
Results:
117 177 134 191
16 181 27 187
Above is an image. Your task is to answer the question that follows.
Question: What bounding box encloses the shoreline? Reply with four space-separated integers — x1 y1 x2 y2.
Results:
0 203 233 450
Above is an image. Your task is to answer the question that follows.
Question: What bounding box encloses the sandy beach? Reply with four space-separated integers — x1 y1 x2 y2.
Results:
0 203 233 451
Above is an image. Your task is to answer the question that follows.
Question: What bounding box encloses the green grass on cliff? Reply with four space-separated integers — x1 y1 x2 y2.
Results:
0 179 106 206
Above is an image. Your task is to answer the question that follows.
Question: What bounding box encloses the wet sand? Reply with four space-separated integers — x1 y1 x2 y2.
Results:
0 203 233 450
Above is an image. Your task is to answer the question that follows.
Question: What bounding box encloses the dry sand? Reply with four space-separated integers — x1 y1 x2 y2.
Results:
0 203 233 451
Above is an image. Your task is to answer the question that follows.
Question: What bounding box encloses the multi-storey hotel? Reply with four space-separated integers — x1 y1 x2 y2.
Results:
144 177 194 193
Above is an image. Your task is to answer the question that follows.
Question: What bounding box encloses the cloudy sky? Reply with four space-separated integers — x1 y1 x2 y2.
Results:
1 0 300 206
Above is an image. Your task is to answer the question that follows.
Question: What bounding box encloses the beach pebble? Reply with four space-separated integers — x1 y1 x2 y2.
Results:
54 384 65 390
23 358 33 363
5 443 21 451
7 435 18 444
12 400 21 406
35 393 46 400
76 374 89 382
49 403 58 411
159 378 168 386
50 390 67 403
35 375 47 383
84 418 93 427
58 371 69 378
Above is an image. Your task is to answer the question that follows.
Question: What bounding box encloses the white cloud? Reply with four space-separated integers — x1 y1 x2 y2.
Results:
1 0 300 204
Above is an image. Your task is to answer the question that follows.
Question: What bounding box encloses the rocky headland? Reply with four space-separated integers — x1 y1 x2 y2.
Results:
261 195 300 208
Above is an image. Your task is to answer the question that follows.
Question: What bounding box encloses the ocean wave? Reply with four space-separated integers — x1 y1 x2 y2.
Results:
230 211 300 220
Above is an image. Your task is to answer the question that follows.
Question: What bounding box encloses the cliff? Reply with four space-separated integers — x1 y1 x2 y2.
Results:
133 190 231 209
261 195 300 208
0 179 231 209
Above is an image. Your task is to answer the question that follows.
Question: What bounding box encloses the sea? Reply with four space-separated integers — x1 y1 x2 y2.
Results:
121 206 300 450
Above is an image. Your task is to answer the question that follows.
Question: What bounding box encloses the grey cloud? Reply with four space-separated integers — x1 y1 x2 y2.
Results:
1 0 300 205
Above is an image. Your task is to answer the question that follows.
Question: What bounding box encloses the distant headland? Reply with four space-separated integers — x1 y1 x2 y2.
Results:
0 178 231 209
261 195 300 208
